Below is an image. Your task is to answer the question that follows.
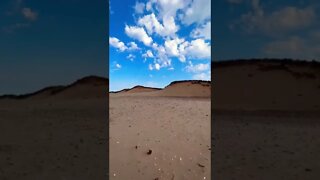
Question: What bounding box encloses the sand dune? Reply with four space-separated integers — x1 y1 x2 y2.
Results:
112 80 211 98
212 59 320 180
0 76 108 180
0 76 108 100
110 80 211 180
112 86 161 94
213 59 320 111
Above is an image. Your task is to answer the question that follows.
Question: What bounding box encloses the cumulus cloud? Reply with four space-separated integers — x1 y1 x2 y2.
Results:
191 21 211 40
185 61 210 73
233 0 316 35
155 0 188 19
138 13 179 37
109 37 127 51
192 72 211 80
117 0 212 72
184 39 211 59
151 44 172 69
142 50 154 59
115 63 122 69
21 7 38 21
127 42 140 50
134 1 145 14
154 63 161 70
125 25 153 46
263 36 320 60
181 0 211 25
148 63 161 70
126 54 136 61
148 64 154 70
111 61 122 72
164 38 185 58
185 61 211 80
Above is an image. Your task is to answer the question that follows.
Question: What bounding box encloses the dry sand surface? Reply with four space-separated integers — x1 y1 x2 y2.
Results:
0 76 108 180
213 60 320 179
110 81 211 180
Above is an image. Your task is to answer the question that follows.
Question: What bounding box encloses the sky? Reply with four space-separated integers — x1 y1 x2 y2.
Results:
109 0 211 91
0 0 107 95
214 0 320 61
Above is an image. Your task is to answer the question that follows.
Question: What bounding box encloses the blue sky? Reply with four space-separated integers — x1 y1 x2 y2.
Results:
0 0 107 95
214 0 320 61
109 0 211 91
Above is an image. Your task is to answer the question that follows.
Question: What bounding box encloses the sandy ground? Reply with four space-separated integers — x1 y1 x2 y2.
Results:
110 94 211 180
213 111 320 180
0 98 108 180
212 61 320 179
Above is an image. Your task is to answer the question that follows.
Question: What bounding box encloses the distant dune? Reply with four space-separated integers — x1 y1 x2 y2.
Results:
0 76 108 100
111 86 161 93
111 80 211 98
156 80 210 97
213 59 320 111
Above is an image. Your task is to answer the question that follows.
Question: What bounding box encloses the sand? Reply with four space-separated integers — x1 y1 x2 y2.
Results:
109 81 211 180
0 77 108 180
212 60 320 179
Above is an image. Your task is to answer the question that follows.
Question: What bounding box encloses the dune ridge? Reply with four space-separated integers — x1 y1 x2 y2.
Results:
212 59 320 111
111 80 211 98
0 75 108 100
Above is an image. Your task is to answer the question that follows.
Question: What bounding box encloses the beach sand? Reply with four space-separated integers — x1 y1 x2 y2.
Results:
0 77 108 180
212 60 320 179
109 81 211 180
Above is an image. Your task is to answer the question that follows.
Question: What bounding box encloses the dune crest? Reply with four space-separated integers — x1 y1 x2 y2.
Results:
0 76 108 100
213 59 320 111
112 80 211 98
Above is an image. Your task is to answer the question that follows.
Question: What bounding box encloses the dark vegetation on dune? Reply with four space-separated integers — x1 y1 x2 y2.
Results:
213 58 320 68
165 80 211 88
110 86 162 93
212 58 320 80
111 80 211 93
0 76 108 100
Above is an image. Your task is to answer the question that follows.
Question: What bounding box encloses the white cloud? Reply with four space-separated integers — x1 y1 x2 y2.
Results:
181 0 211 25
114 62 122 70
151 44 172 69
191 21 211 40
138 13 178 37
127 42 140 50
134 1 145 14
192 72 211 80
184 38 211 59
142 50 154 58
164 37 184 57
109 37 127 52
146 0 157 12
185 62 210 73
263 36 320 60
155 0 188 19
125 25 153 46
138 13 163 34
21 7 38 21
148 64 154 70
126 54 136 61
162 16 179 37
235 1 316 35
154 63 161 70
